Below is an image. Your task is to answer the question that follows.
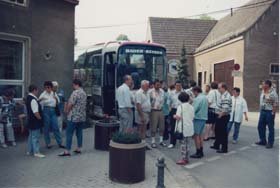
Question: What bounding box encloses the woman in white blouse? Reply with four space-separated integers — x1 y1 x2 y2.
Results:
39 81 64 149
174 92 194 165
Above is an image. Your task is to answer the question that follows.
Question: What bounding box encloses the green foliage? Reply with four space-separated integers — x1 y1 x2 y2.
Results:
176 43 190 88
112 128 141 144
199 14 215 20
116 34 130 41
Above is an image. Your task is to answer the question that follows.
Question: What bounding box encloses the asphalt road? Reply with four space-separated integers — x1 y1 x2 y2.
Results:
157 117 279 188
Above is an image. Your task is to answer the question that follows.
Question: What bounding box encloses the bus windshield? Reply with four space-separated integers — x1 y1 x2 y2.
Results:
117 45 166 89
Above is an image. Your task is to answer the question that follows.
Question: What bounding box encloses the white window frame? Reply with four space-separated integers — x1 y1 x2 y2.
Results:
0 38 25 98
0 0 27 7
269 63 279 75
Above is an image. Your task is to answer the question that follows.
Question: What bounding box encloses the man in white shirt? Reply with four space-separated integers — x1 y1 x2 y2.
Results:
204 82 219 140
227 87 248 144
149 79 166 148
116 75 133 132
135 80 151 140
185 80 196 104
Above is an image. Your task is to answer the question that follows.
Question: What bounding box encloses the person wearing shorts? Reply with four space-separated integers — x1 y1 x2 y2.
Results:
190 86 208 159
135 80 151 141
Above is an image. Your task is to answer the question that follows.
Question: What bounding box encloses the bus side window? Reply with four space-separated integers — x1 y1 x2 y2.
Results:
104 52 116 87
89 54 102 86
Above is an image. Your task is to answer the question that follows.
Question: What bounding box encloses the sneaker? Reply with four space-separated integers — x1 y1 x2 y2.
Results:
176 159 189 165
12 142 16 146
159 142 167 147
1 143 8 148
266 144 273 149
34 153 45 158
151 143 157 148
232 140 237 144
167 144 174 149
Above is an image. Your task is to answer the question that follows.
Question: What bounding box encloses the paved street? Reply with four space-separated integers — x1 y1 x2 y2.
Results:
0 127 195 188
157 112 279 188
0 112 278 188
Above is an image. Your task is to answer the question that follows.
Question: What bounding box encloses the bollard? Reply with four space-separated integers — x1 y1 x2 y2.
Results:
156 157 166 188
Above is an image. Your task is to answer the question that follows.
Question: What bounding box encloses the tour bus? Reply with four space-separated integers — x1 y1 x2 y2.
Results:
74 41 167 119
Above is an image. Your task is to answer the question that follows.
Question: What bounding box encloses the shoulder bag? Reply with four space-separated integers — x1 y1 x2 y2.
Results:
174 105 184 140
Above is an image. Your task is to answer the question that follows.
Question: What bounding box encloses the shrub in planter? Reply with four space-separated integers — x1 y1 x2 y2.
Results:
109 128 146 184
112 129 142 144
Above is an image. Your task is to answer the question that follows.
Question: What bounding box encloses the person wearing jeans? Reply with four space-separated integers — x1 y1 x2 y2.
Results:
59 79 87 156
26 85 45 158
66 121 83 151
39 81 64 149
227 87 248 144
256 80 278 149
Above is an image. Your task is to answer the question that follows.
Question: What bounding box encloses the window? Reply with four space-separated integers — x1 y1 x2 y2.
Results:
270 64 279 75
117 46 165 89
198 72 202 87
0 0 26 6
209 73 212 83
204 71 207 84
88 54 102 86
0 39 24 98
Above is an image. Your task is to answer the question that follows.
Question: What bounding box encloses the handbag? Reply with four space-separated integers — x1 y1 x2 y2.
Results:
174 105 184 140
54 93 61 117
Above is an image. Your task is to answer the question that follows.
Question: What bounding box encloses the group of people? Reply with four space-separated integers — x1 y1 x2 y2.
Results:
116 75 278 165
0 79 87 158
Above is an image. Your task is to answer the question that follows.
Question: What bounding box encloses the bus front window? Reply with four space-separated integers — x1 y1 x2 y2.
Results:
117 47 165 89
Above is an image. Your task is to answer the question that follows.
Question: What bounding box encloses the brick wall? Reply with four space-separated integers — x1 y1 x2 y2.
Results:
243 1 279 111
0 0 76 98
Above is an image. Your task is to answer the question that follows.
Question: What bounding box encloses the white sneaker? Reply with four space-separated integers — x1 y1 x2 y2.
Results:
167 144 174 149
1 143 8 148
34 153 45 158
12 142 16 146
232 140 237 144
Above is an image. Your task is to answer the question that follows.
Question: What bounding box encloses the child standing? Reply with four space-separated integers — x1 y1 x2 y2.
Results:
174 92 194 165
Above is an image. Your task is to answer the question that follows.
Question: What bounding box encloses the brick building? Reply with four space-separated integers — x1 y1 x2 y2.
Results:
194 0 279 110
0 0 79 98
146 0 279 111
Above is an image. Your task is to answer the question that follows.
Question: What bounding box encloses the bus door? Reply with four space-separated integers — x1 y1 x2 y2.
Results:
103 52 117 116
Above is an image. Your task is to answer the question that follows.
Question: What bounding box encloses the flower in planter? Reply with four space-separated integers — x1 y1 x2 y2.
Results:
112 128 141 144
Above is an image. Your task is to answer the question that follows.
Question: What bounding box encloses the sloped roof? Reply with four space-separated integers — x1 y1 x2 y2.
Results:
148 17 217 54
196 0 276 52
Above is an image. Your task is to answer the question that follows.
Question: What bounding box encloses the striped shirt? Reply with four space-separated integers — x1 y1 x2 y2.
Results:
216 91 232 115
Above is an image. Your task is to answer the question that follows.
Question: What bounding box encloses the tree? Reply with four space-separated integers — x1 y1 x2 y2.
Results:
116 34 130 41
176 43 190 88
199 14 215 20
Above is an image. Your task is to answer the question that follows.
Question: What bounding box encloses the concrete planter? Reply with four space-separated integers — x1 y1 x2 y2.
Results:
109 140 146 184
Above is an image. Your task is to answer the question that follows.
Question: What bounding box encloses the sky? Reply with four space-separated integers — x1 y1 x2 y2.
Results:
75 0 251 57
